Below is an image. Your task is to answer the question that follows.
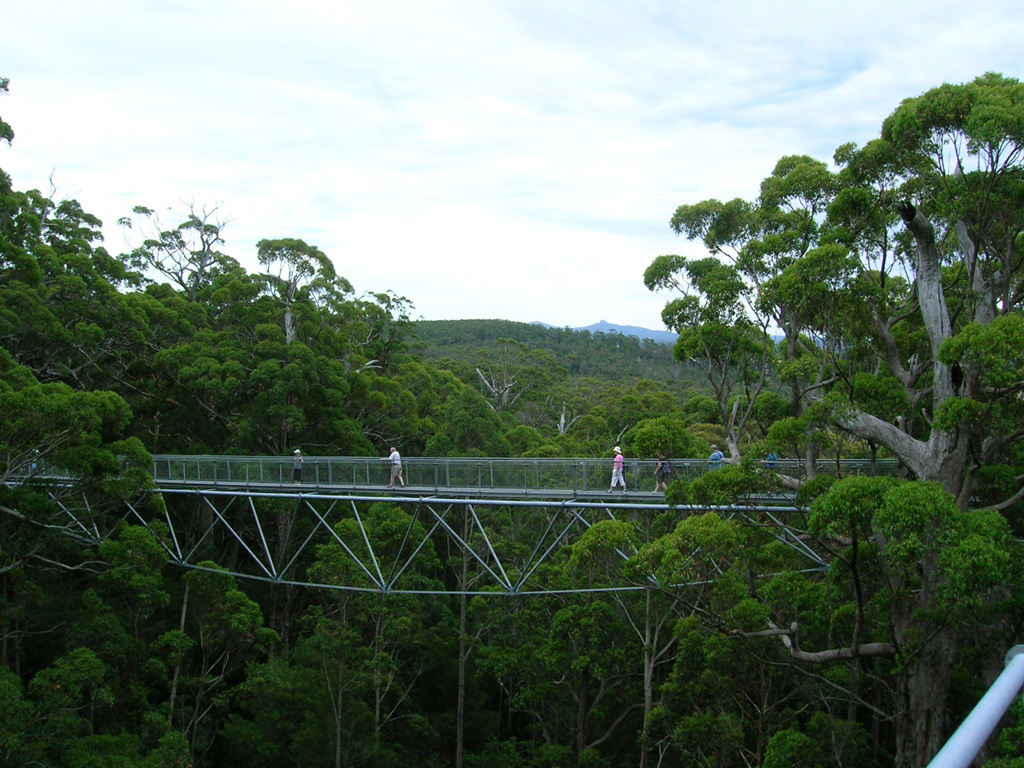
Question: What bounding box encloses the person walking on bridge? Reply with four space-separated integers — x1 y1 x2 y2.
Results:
292 449 304 484
382 447 405 487
608 446 627 492
708 444 724 470
654 452 673 491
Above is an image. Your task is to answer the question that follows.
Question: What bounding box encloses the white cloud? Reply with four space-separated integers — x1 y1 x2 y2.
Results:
3 0 1023 330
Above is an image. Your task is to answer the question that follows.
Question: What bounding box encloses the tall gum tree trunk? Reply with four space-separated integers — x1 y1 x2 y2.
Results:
640 589 654 768
839 205 969 501
882 507 958 767
897 631 958 768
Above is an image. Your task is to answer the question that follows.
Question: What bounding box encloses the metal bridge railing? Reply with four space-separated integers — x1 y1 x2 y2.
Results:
150 455 899 492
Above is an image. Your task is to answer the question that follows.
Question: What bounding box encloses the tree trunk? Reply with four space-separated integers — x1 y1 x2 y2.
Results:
886 517 958 768
894 626 958 768
836 204 972 501
334 657 345 768
167 581 189 726
271 505 297 650
576 668 590 760
639 589 655 768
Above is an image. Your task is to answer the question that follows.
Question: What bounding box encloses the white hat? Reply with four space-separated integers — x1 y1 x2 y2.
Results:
294 449 301 454
613 446 621 453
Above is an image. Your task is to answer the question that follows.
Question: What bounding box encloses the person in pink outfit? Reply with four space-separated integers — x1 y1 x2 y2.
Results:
608 446 627 491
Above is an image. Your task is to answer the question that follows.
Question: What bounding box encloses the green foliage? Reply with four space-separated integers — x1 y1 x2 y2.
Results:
941 314 1024 389
185 564 279 652
0 669 36 764
97 526 171 639
937 506 1015 609
874 481 958 577
662 477 693 507
444 386 512 456
0 369 133 477
624 415 708 459
504 424 545 455
682 393 720 424
810 476 897 540
813 476 1019 630
628 513 742 586
29 646 113 740
762 729 823 768
415 318 685 383
689 464 768 507
794 473 835 508
974 462 1024 525
990 698 1024 766
141 731 191 768
0 77 13 145
753 390 792 431
759 243 866 335
852 372 910 423
565 519 636 586
882 72 1024 164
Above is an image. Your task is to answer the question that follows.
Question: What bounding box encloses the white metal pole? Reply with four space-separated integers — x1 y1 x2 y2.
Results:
927 645 1024 768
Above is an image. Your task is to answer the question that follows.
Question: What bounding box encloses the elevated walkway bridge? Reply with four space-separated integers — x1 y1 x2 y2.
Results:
152 454 892 498
115 455 897 596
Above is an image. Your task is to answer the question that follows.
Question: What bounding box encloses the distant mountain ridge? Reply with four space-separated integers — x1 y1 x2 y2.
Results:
534 320 678 346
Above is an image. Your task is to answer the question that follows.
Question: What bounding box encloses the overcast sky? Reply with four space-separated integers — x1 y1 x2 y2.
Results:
3 1 1022 330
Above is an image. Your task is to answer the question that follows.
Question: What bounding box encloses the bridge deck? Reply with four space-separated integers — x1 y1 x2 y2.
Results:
152 454 895 498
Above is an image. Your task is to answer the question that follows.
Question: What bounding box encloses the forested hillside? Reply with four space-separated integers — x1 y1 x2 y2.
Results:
413 318 692 382
2 73 1024 768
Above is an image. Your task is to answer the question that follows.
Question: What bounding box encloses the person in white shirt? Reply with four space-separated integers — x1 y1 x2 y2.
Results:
382 447 405 487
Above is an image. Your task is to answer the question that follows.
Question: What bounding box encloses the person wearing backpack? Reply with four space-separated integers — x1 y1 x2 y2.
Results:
654 452 673 491
708 445 724 469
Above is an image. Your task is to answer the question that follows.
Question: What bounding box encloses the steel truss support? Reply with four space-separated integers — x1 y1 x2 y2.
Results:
119 488 829 596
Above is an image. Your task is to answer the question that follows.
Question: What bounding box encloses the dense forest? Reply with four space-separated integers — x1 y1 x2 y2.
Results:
3 73 1024 768
414 319 689 383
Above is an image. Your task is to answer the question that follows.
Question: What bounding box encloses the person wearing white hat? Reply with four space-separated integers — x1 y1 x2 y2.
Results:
608 446 627 492
292 449 304 484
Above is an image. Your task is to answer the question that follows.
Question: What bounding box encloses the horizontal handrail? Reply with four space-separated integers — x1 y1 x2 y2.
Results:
150 454 899 493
